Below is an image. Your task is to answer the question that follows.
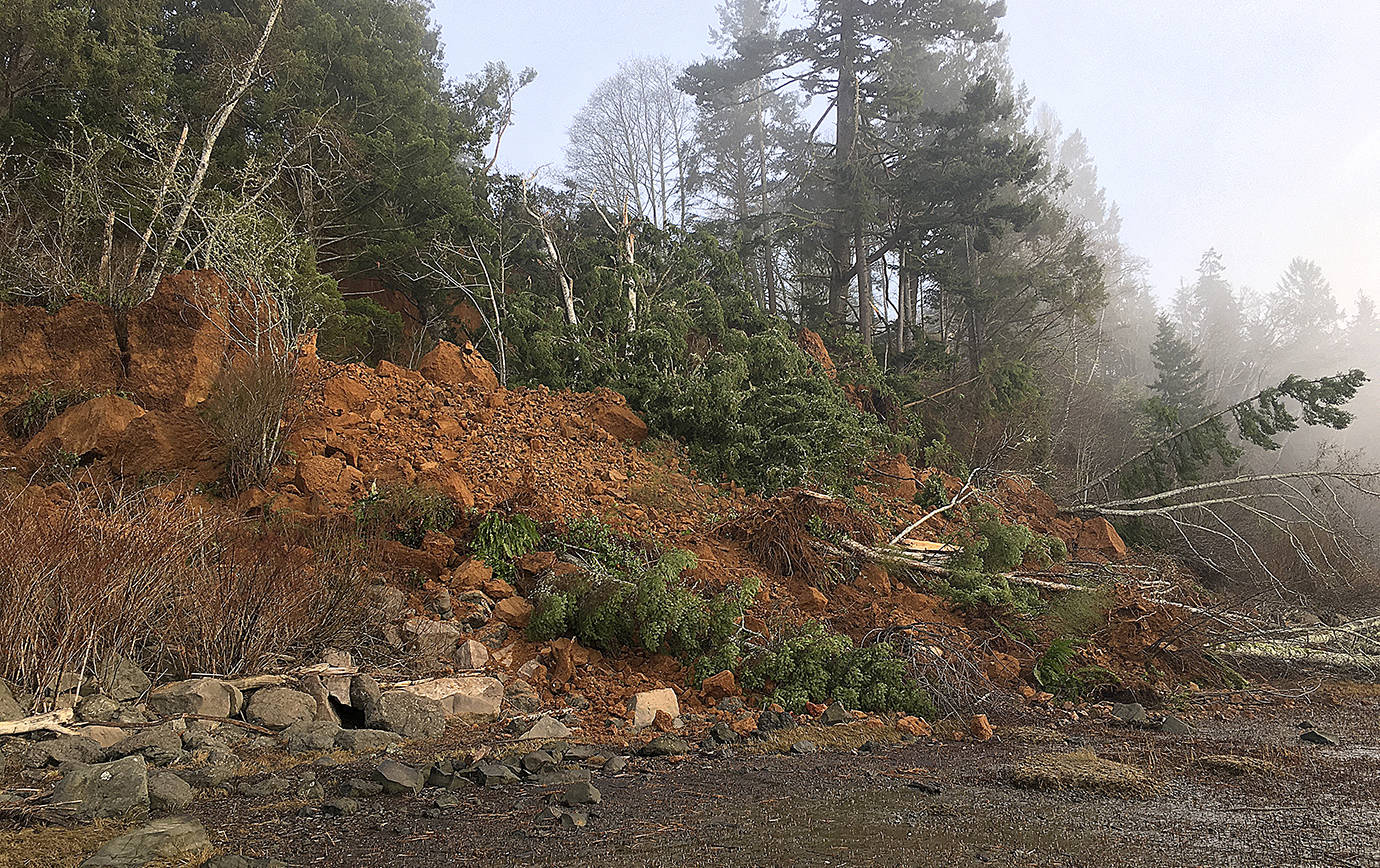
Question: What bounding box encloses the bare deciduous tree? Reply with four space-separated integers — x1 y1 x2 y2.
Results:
564 56 696 229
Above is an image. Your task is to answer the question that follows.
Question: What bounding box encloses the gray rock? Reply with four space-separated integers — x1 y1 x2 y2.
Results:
718 696 745 713
105 723 184 766
183 751 241 788
349 674 384 720
50 756 149 818
235 775 289 799
24 734 103 768
640 735 690 757
245 688 317 730
1159 715 1192 736
453 638 490 670
821 702 848 726
281 720 342 753
97 654 151 703
601 755 628 775
505 679 541 714
323 797 359 816
557 807 588 828
334 728 404 754
147 679 242 718
400 617 462 658
373 760 425 795
397 676 504 719
369 690 446 740
560 781 601 806
344 778 383 797
757 710 795 732
1111 702 1148 726
520 750 557 774
433 791 466 808
532 766 591 786
76 694 121 723
475 763 519 787
0 680 25 720
81 817 210 867
519 716 573 741
148 771 195 812
1300 729 1339 746
790 740 818 754
709 722 739 744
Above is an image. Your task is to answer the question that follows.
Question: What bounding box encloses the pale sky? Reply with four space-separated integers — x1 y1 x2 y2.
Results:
436 0 1380 307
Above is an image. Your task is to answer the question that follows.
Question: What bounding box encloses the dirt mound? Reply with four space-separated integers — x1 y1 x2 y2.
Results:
796 328 836 379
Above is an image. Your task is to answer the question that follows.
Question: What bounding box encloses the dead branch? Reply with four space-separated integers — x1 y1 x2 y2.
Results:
0 707 78 737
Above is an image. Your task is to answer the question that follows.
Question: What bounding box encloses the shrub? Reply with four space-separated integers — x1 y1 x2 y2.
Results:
353 483 458 548
528 516 756 677
0 490 372 698
469 512 542 580
1032 637 1117 699
741 620 934 716
3 384 110 439
202 355 296 494
923 507 1057 612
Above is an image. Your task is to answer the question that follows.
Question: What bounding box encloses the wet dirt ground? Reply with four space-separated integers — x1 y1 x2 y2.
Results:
185 686 1380 868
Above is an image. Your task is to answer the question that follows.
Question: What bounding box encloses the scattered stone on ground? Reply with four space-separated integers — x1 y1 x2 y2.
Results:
50 756 149 818
146 679 242 718
80 817 211 868
560 781 601 806
147 770 195 812
519 716 573 741
1300 729 1339 746
373 760 426 795
1111 702 1149 726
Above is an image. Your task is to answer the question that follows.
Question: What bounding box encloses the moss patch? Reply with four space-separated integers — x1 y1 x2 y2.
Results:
748 721 904 756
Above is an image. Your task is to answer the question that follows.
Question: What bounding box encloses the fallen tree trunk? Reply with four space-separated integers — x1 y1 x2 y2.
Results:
1213 640 1380 673
0 707 78 737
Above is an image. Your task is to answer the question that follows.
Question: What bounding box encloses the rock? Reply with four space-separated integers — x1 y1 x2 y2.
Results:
349 674 385 720
433 791 465 809
855 563 892 596
245 688 317 730
147 771 195 812
896 716 933 738
1076 516 1128 556
450 558 493 590
365 585 409 620
97 654 151 703
701 670 739 701
709 722 740 745
521 750 557 774
640 735 690 757
719 696 745 714
50 756 149 818
1300 729 1339 746
294 453 364 503
1111 702 1148 726
80 818 210 867
532 766 590 786
24 394 145 461
76 694 121 723
475 763 519 787
374 759 426 795
505 679 541 714
588 392 649 443
281 720 342 753
789 740 818 754
0 680 24 720
204 856 287 868
969 714 994 742
369 690 447 740
344 778 383 798
400 617 463 659
323 797 359 816
334 728 404 754
146 678 242 719
105 723 183 766
399 676 504 720
519 716 573 741
800 586 829 613
821 702 849 726
82 726 131 751
560 781 601 806
24 734 104 767
494 596 534 627
602 755 628 775
454 638 490 670
1159 715 1192 736
629 687 679 729
235 775 288 799
418 340 498 390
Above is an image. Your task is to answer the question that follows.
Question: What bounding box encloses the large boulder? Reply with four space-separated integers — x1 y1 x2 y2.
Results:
398 676 504 720
147 771 195 813
104 723 183 766
22 394 145 459
50 756 149 818
418 340 498 390
400 618 462 659
244 688 317 730
80 817 210 867
294 454 365 504
628 688 679 729
146 678 242 719
587 393 649 443
1075 516 1128 557
368 690 447 740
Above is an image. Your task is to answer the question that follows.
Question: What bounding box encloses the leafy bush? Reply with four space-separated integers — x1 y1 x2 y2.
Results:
741 620 934 716
353 483 458 548
528 516 756 676
469 512 542 580
1032 637 1117 699
923 508 1055 611
3 384 111 439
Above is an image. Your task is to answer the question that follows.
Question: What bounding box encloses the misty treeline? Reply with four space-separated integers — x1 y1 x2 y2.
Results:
0 0 1376 607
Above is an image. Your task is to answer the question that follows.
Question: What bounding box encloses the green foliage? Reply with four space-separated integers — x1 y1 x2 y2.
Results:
923 507 1051 612
528 516 756 676
352 483 458 548
469 512 541 581
1032 637 1117 699
913 473 950 510
3 384 113 439
741 620 934 716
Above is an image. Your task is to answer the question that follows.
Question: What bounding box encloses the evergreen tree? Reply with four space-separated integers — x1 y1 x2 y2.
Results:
1269 257 1341 377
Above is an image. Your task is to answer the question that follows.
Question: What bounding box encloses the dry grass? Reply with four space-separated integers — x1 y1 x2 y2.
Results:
0 488 373 700
1196 754 1277 776
0 820 131 868
1009 749 1152 795
717 489 879 582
